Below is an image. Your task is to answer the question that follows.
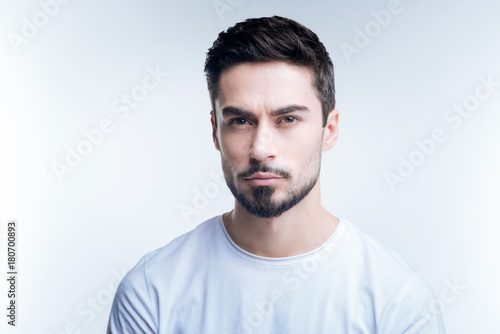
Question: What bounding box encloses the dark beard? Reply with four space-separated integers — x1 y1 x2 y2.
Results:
227 173 319 218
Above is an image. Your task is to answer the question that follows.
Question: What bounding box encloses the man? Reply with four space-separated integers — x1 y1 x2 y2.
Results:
107 16 446 333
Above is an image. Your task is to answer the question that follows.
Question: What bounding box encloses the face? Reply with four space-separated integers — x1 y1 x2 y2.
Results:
211 61 338 218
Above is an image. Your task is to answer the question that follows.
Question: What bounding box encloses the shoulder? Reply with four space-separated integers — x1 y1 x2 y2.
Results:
141 215 221 269
114 215 222 285
106 215 222 333
338 218 429 291
337 219 445 333
338 219 416 276
106 255 156 333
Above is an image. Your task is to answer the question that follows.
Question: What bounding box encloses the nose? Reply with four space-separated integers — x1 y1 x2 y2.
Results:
249 124 276 162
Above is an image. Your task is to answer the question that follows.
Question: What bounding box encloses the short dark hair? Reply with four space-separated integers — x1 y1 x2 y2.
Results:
204 15 335 127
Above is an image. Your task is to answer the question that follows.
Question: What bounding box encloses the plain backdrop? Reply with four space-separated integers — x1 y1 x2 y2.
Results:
1 0 499 333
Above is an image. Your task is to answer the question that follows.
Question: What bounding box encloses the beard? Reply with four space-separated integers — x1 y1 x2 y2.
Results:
223 148 322 218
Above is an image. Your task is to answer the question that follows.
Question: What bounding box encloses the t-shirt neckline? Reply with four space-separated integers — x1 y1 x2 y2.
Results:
217 214 344 265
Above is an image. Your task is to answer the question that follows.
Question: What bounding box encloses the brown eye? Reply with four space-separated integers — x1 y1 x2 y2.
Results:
282 116 297 124
230 118 248 126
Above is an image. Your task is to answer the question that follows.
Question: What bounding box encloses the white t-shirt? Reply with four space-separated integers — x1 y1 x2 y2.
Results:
107 215 446 333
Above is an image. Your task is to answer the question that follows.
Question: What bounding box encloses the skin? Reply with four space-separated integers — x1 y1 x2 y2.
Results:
211 61 340 258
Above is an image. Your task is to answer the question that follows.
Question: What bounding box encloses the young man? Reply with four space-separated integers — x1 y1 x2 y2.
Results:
107 16 446 333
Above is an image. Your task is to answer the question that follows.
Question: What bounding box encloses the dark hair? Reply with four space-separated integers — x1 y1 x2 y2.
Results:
204 15 335 127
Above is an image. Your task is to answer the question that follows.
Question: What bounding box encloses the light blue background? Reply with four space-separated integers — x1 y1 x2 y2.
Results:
1 0 499 333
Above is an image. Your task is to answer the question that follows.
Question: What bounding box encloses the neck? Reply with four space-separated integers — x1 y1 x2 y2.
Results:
222 182 339 258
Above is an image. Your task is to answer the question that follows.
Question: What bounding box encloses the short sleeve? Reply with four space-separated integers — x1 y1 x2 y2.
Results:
380 273 446 333
106 257 157 334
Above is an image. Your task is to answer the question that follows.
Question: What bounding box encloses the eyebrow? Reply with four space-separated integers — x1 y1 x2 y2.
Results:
221 104 310 118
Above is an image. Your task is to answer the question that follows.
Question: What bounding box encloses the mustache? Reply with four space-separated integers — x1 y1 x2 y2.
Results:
238 165 291 179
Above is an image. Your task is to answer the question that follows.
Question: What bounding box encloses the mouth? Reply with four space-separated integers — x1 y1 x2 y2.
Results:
244 172 284 186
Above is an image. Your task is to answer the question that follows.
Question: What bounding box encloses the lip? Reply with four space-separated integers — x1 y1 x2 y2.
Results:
245 172 283 186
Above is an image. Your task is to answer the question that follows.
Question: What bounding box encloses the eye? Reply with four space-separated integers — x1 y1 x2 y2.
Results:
229 118 250 126
280 116 298 124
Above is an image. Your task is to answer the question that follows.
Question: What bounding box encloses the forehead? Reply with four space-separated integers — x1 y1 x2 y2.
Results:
216 61 320 112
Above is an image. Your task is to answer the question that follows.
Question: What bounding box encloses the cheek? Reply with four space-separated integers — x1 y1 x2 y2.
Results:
279 128 322 159
219 133 249 163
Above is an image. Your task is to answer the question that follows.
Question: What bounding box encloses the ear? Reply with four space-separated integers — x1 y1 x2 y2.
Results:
322 109 339 151
211 110 221 151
